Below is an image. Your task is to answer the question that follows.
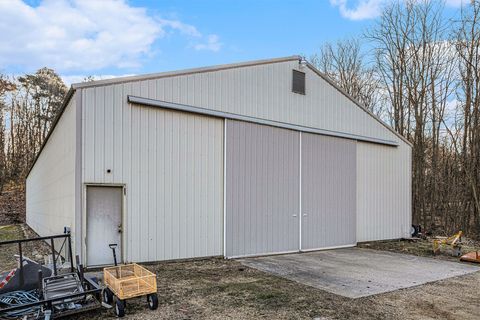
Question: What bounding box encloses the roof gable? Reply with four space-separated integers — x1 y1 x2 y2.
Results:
73 56 409 147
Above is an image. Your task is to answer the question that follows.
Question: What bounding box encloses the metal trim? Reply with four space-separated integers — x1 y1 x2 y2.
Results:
72 56 301 89
229 244 356 259
300 244 356 252
128 95 400 147
305 61 412 147
299 132 302 250
223 119 227 258
74 90 82 264
226 250 300 260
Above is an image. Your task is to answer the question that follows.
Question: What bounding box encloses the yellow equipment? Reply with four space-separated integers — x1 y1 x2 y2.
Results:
432 231 463 256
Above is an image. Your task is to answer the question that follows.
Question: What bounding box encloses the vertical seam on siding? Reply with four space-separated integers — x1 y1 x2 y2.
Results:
299 131 302 251
223 119 227 257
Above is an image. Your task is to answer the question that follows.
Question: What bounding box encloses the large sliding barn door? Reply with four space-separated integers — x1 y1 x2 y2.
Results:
301 133 356 250
225 120 300 258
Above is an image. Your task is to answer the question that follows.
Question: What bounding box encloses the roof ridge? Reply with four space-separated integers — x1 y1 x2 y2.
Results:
72 55 301 89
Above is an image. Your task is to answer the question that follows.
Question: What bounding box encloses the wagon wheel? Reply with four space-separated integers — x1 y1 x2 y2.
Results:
147 293 158 310
115 298 126 317
103 288 114 304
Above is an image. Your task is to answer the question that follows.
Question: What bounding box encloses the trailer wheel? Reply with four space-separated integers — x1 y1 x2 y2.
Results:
147 293 158 310
115 299 125 317
103 288 114 304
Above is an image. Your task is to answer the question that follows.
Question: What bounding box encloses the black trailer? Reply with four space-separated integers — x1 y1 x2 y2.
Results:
0 233 103 319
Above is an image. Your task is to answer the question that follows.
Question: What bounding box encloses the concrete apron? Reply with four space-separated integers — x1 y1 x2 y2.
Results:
239 247 480 298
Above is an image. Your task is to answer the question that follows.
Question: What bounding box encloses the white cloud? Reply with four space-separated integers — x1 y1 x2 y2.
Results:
330 0 385 20
445 0 466 7
0 0 222 72
158 19 202 38
193 34 222 52
330 0 466 21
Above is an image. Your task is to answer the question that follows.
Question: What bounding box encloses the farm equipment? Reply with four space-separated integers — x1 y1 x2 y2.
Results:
432 231 463 256
102 244 158 317
0 233 103 319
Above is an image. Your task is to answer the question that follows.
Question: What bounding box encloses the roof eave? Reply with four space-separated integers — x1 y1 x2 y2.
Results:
305 62 412 147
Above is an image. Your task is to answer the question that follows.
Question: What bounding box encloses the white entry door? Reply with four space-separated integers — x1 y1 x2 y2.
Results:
86 186 123 266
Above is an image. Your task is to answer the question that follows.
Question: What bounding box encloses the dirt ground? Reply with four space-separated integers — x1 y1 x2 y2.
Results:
73 256 479 320
1 225 479 319
74 238 479 320
0 184 25 225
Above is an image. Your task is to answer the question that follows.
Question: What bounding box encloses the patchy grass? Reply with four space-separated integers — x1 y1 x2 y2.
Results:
74 258 399 320
73 255 479 320
0 224 26 271
2 225 478 319
0 224 52 273
0 224 24 241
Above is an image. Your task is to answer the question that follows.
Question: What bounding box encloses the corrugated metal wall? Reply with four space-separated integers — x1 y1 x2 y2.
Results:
26 93 77 250
225 120 300 258
83 84 224 262
78 59 411 262
301 134 356 250
88 60 399 145
356 142 412 242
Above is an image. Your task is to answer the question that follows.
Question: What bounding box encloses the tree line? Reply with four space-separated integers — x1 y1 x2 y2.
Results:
0 69 67 192
312 0 480 238
0 0 479 238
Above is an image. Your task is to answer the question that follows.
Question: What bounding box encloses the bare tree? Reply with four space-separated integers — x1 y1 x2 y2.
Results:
311 39 381 114
0 74 16 192
454 0 480 235
1 68 67 184
367 0 459 233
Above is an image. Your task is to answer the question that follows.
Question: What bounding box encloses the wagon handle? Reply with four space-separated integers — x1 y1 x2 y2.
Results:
109 243 118 267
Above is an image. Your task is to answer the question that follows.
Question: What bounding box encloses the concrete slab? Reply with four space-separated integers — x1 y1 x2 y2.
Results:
239 248 480 298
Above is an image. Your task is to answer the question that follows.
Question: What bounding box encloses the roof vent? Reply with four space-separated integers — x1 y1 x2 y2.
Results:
292 70 305 95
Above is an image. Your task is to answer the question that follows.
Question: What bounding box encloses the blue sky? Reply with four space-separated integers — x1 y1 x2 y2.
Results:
0 0 465 85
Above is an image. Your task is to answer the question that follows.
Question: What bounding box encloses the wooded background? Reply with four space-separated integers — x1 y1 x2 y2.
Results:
1 0 479 238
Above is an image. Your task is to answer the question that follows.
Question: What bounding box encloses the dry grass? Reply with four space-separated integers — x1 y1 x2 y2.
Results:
0 224 54 273
2 225 479 319
358 237 480 262
74 254 479 320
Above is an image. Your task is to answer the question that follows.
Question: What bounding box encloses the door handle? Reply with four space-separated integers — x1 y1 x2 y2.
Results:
303 214 307 217
293 214 297 217
118 224 122 233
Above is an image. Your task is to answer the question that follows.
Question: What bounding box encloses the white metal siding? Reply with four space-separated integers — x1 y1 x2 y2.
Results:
301 134 356 250
113 60 399 145
26 94 77 248
225 120 300 257
356 141 412 242
78 59 411 261
82 85 224 262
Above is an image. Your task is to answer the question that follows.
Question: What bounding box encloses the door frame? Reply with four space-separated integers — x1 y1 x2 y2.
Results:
82 183 126 267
